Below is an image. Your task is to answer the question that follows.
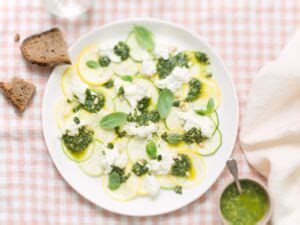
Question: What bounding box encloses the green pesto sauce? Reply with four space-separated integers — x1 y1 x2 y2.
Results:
220 180 269 225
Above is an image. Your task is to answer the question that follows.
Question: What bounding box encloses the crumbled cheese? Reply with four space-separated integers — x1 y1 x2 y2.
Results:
141 59 157 76
99 147 128 174
154 42 176 59
178 110 215 137
114 78 149 109
122 123 157 139
69 77 88 103
61 114 83 136
97 42 121 62
155 67 191 92
148 151 175 175
144 175 160 198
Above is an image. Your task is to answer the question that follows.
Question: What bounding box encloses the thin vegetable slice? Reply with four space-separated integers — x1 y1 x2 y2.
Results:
102 173 140 201
197 129 222 156
77 46 114 85
126 32 153 62
79 141 105 176
170 150 206 188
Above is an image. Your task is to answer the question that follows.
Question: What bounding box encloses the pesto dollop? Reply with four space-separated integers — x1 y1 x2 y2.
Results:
185 78 202 102
62 126 93 153
108 166 130 190
171 154 191 177
127 109 160 126
220 180 269 225
113 41 130 61
99 55 111 67
157 52 189 79
132 160 149 176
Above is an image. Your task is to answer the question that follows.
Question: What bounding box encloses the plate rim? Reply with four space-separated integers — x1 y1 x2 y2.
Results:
42 17 239 217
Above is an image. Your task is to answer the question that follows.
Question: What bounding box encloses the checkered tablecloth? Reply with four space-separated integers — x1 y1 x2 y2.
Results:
0 0 299 224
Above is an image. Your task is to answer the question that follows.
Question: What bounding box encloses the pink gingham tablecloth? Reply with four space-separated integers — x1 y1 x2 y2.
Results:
1 0 299 224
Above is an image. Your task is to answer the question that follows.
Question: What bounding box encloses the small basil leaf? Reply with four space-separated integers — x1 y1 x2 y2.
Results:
108 172 121 190
206 98 215 114
120 75 133 82
133 25 155 51
146 140 157 159
158 88 174 119
166 133 182 145
194 98 215 116
100 112 128 129
86 60 99 69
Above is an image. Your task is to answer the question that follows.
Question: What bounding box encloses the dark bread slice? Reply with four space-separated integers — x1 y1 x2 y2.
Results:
20 28 71 67
0 77 36 112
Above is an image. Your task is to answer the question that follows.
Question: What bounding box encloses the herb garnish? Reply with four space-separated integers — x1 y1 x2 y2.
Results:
157 88 174 119
185 78 202 102
98 55 111 67
127 109 160 126
161 132 182 145
117 86 125 96
174 185 183 194
114 41 130 61
137 96 151 112
62 126 93 153
114 126 127 138
107 142 114 149
171 154 191 177
146 140 157 159
73 117 80 125
108 166 130 190
195 52 210 65
103 79 114 88
132 160 149 176
133 25 155 51
100 112 128 129
194 98 215 116
172 100 180 107
86 60 99 69
120 75 133 82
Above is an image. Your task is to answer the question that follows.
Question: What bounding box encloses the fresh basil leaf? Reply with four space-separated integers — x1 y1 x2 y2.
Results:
146 140 157 159
100 112 128 129
194 98 215 116
108 171 121 190
133 25 155 51
206 98 215 113
166 133 182 145
86 60 99 69
120 75 133 82
158 88 174 119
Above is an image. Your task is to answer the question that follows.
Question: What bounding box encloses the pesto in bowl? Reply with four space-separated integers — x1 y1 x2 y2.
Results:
220 179 271 225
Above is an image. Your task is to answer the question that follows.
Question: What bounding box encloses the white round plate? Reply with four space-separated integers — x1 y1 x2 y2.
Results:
42 18 239 216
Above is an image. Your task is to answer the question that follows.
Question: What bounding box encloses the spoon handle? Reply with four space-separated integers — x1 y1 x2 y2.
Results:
226 158 243 194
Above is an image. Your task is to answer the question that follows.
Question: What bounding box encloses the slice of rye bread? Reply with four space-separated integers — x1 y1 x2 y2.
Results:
0 77 36 112
20 28 71 67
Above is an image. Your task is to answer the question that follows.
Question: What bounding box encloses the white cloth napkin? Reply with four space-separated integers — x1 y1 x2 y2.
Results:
240 31 300 225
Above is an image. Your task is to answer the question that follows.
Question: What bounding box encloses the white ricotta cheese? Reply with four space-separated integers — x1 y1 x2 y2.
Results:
154 42 176 60
144 175 160 198
114 78 149 109
178 110 215 137
148 151 175 175
155 66 191 92
68 77 88 104
122 123 157 139
99 147 128 174
141 59 157 76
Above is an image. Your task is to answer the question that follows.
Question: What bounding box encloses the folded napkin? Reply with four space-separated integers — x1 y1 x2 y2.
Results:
240 31 300 225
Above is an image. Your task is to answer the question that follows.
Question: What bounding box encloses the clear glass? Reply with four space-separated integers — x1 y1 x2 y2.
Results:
44 0 93 18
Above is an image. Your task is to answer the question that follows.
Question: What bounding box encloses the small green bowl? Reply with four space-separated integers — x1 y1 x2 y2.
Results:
217 177 273 225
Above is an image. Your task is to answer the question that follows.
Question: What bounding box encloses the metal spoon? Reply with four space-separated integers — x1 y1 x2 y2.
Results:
226 158 243 194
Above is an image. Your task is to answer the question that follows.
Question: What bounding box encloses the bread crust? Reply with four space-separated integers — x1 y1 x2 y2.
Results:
20 28 71 67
